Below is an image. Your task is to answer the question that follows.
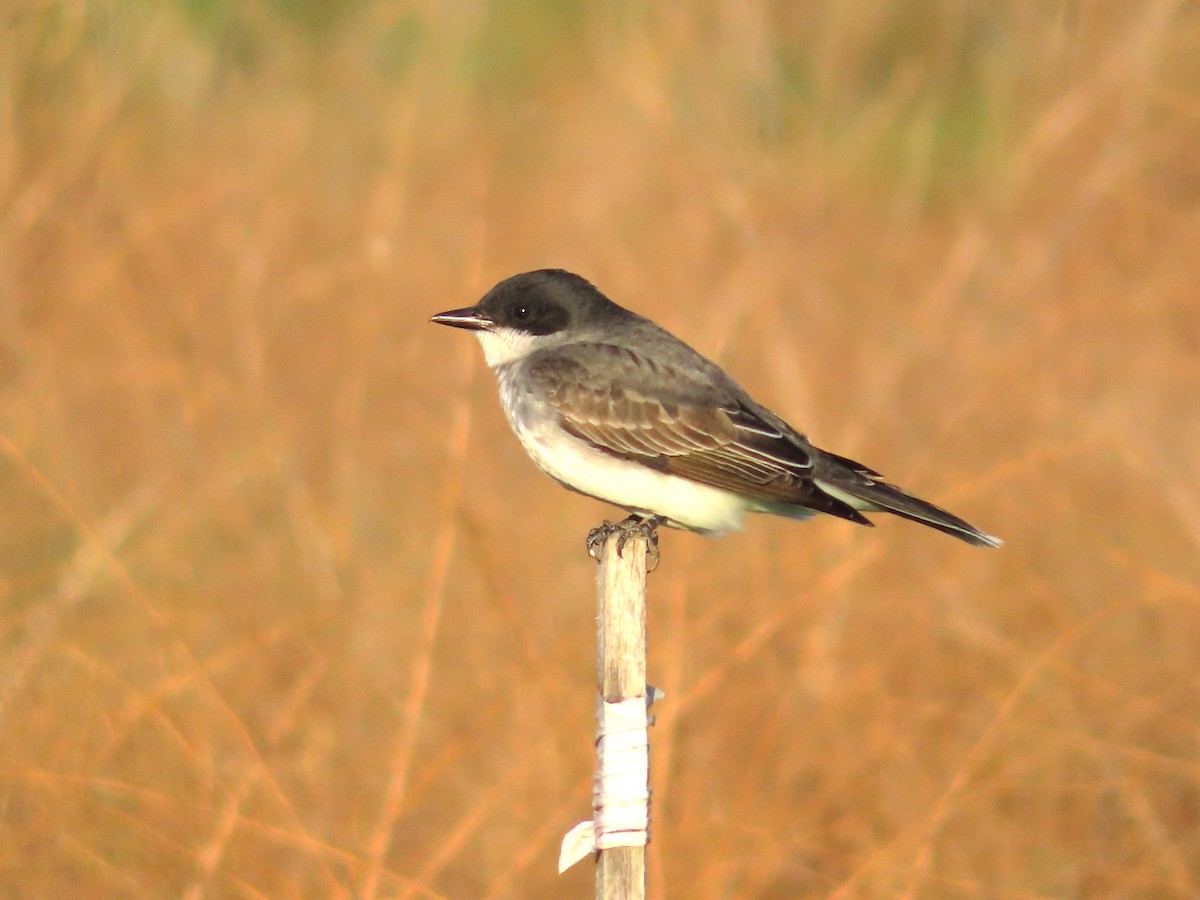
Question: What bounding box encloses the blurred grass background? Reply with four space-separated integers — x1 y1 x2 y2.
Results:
2 0 1199 896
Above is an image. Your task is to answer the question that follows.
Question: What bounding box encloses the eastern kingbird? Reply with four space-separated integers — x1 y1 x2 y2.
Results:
431 269 1000 548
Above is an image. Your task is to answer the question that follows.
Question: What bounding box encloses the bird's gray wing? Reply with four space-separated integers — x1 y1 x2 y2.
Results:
525 342 869 521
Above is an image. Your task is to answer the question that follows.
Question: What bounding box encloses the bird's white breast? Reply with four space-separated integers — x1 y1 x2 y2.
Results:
494 365 749 534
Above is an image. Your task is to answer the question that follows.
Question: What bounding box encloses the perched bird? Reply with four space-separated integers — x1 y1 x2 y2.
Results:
431 269 1000 549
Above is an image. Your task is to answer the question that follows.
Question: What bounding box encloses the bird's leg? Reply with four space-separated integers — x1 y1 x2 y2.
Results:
587 514 664 572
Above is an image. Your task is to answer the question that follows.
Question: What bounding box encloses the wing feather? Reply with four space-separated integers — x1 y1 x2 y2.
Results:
526 343 865 516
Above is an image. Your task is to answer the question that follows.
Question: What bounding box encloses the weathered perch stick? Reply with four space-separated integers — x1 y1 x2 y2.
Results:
595 529 650 899
559 524 655 900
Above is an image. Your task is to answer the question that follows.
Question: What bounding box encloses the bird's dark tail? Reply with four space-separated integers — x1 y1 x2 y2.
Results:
814 455 1001 548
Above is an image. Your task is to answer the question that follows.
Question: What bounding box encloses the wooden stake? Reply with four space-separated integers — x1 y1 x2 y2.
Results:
595 529 649 900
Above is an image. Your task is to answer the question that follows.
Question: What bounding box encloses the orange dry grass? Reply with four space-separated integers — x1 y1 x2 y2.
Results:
2 2 1199 897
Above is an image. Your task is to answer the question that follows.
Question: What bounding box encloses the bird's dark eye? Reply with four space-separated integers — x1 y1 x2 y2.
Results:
511 304 531 321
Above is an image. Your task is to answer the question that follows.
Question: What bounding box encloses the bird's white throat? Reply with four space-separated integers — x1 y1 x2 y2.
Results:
475 327 540 368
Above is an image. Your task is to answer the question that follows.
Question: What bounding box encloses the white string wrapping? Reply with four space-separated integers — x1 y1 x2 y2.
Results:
558 695 652 873
594 695 650 848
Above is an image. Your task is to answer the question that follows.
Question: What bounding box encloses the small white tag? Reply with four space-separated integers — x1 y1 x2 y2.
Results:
558 821 595 873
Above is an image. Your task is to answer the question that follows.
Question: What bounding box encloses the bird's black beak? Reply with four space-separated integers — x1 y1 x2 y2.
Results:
430 306 494 331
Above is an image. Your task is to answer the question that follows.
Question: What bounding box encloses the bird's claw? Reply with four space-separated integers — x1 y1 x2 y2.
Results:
587 515 663 572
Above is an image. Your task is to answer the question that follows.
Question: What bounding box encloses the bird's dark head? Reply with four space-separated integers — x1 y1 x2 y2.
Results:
431 269 623 366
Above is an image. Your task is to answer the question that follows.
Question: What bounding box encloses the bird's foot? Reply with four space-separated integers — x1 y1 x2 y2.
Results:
587 514 664 572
